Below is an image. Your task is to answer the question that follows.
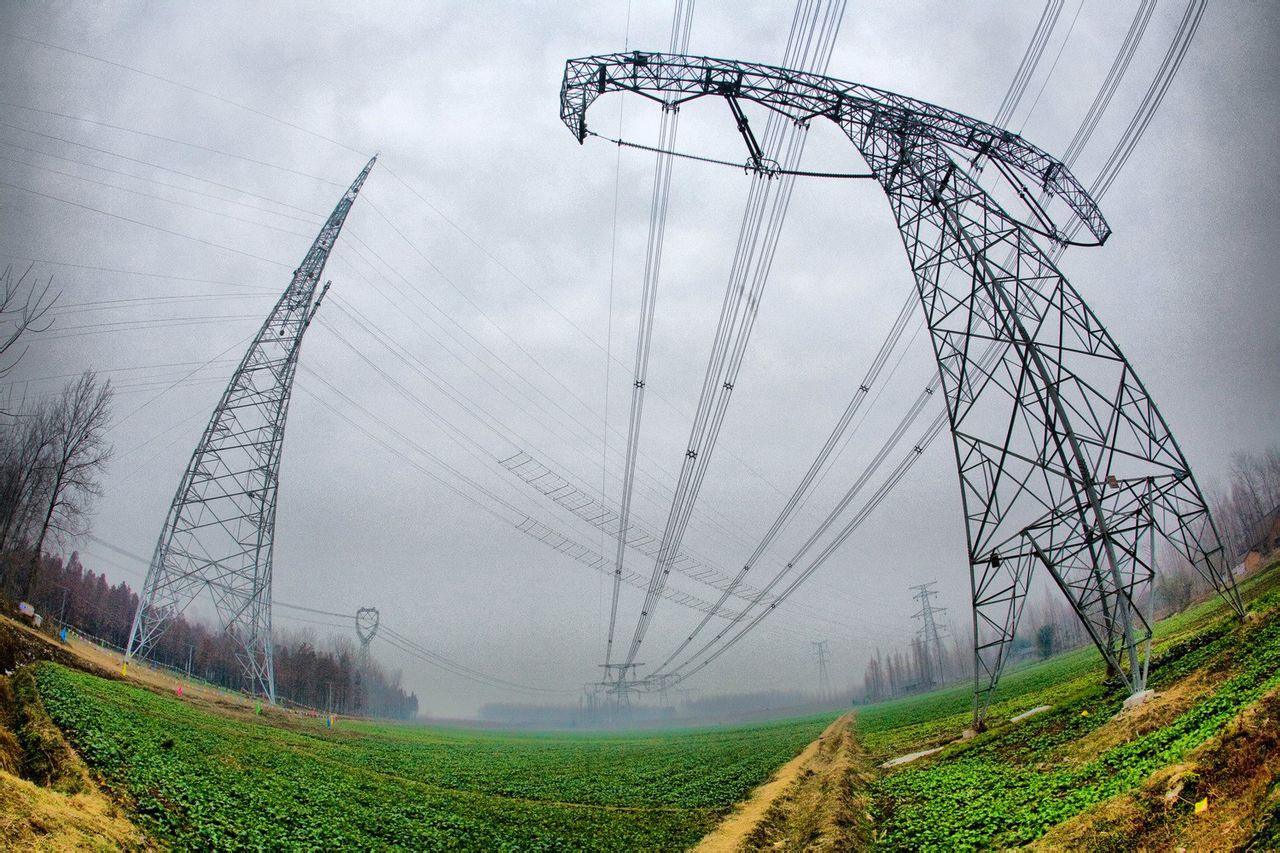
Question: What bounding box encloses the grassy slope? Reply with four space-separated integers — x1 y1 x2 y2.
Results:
859 558 1280 850
32 664 832 851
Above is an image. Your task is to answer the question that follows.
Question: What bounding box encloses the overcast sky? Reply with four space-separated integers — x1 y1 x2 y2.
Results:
1 1 1275 717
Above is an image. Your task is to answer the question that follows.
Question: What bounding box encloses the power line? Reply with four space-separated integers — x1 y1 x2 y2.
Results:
0 177 291 268
1053 0 1207 256
625 0 848 668
0 98 346 186
602 0 697 669
0 151 314 238
1016 0 1087 133
1060 0 1158 168
0 119 325 217
291 373 810 638
83 536 574 695
1 32 368 157
313 296 862 633
992 1 1065 128
0 137 323 224
0 251 279 290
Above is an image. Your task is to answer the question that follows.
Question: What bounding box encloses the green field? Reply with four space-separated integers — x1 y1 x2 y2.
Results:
31 664 830 850
24 562 1280 850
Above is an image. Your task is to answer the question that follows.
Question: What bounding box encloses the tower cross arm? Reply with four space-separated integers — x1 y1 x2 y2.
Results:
560 52 1108 244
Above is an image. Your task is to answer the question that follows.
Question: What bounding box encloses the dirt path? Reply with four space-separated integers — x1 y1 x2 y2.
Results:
694 713 863 852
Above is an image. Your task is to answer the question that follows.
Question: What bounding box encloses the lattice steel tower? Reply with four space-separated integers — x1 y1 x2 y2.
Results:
812 640 831 701
560 52 1245 729
354 606 379 713
911 582 948 687
126 157 376 701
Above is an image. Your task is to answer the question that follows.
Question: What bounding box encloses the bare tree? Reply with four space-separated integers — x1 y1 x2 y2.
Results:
25 371 113 600
1230 451 1269 525
1262 447 1280 513
0 398 56 552
0 264 58 388
1207 447 1280 565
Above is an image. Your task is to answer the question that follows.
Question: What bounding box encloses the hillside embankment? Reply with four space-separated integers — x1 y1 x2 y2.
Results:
860 557 1280 849
0 625 149 850
0 614 276 850
1033 682 1280 850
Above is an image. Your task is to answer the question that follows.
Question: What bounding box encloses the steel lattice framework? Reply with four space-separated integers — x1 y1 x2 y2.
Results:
560 52 1244 727
126 157 376 701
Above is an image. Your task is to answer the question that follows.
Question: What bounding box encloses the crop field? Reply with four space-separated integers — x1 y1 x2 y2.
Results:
14 560 1279 850
31 663 830 850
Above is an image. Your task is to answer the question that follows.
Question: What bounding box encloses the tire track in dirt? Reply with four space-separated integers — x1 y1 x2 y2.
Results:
694 713 868 852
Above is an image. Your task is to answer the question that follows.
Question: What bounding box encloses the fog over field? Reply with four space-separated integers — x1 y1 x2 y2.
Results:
1 1 1275 717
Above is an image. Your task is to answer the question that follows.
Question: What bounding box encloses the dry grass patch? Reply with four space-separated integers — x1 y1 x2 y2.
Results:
0 769 151 851
1033 684 1280 851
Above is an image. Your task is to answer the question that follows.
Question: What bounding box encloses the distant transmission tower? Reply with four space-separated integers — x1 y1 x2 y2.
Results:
910 582 948 687
126 157 377 701
354 606 380 713
812 640 831 701
598 662 643 709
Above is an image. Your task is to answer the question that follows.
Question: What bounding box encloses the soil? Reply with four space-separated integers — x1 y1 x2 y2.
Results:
695 713 873 852
0 618 115 680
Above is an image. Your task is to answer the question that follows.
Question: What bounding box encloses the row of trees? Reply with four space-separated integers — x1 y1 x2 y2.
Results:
1212 447 1280 562
0 265 112 605
12 550 419 719
862 633 969 702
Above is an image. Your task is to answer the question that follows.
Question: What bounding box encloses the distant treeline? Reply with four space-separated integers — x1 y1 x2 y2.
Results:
480 687 827 728
1 550 418 720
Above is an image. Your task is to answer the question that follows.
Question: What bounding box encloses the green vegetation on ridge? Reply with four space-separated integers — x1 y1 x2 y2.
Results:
862 561 1280 850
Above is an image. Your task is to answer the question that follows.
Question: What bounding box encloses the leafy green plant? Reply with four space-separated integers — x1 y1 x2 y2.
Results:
34 663 831 851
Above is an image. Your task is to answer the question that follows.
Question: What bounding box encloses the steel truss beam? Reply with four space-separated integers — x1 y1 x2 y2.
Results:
126 157 376 701
561 52 1244 728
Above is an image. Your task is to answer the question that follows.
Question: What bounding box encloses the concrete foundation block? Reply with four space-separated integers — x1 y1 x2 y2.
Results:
1122 689 1155 710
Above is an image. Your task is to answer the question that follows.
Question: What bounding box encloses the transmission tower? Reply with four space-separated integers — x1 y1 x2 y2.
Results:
560 52 1245 730
597 662 644 709
354 606 380 713
910 582 948 687
126 156 377 701
811 640 831 701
